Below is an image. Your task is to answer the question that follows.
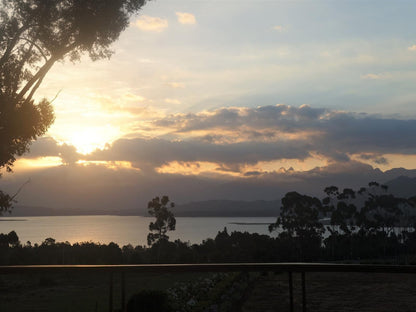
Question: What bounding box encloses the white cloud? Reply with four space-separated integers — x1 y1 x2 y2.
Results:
408 45 416 51
361 73 388 80
134 15 168 32
176 12 196 25
167 82 186 89
272 25 285 32
165 98 181 105
320 51 331 57
122 93 145 102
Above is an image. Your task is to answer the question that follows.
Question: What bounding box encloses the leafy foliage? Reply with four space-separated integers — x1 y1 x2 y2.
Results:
0 0 148 213
1 182 416 265
127 289 173 312
147 196 176 246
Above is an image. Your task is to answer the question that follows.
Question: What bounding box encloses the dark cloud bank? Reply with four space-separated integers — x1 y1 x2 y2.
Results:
24 105 416 168
1 161 416 214
1 105 415 213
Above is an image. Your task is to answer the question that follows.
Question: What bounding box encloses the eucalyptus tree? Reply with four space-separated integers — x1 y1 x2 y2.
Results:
147 196 176 246
0 0 148 213
270 191 324 260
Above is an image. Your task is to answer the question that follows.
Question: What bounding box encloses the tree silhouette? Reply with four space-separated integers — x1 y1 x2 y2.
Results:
147 196 176 246
0 0 148 213
322 187 357 258
270 191 323 260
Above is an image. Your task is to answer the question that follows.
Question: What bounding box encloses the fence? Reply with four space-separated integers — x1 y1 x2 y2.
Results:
1 263 416 312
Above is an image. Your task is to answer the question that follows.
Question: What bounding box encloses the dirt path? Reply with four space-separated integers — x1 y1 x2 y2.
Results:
241 272 416 312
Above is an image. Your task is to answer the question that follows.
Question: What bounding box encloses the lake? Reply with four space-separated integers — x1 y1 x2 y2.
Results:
0 216 277 246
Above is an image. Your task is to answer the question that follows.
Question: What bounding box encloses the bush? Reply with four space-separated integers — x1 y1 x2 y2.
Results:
126 289 173 312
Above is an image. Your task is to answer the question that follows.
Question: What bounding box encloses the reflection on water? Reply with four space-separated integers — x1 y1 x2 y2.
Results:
0 216 277 246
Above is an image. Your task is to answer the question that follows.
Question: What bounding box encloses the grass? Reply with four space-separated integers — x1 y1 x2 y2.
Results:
0 271 211 312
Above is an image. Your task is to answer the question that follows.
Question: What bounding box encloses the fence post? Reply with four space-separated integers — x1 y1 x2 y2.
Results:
288 271 294 312
109 272 113 312
121 272 126 312
301 272 306 312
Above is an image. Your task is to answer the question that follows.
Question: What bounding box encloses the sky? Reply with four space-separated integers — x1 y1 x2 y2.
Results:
2 0 416 210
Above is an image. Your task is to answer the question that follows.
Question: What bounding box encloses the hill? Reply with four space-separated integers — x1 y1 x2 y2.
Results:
385 176 416 198
4 199 281 217
174 200 280 217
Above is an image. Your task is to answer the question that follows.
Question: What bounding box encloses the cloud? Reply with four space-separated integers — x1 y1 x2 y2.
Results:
176 12 196 25
272 25 285 32
21 105 416 177
165 98 181 105
88 137 312 172
167 82 186 89
361 73 388 80
27 137 81 164
3 157 416 211
408 45 416 51
122 93 145 102
134 15 168 32
147 104 416 163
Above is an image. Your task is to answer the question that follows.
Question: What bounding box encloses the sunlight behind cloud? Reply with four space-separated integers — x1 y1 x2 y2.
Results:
156 161 241 177
76 160 139 171
351 153 416 171
55 125 121 155
14 157 63 170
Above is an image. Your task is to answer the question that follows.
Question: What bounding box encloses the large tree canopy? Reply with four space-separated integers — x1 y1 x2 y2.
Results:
0 0 148 213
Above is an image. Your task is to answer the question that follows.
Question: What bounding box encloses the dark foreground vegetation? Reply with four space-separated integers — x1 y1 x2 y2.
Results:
1 182 416 265
1 225 416 265
2 182 416 311
2 182 416 265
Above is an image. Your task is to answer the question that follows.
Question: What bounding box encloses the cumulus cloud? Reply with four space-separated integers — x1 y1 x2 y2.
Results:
152 104 328 133
361 73 388 80
4 158 415 210
122 93 145 102
147 104 416 163
408 45 416 51
272 25 285 32
165 98 181 105
134 15 168 32
176 12 196 25
167 82 186 89
88 137 312 171
21 105 416 177
27 137 81 165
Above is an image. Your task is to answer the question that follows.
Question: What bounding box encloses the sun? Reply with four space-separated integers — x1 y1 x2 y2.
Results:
54 125 121 155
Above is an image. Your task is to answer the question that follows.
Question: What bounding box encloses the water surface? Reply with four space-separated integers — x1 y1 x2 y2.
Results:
0 216 277 246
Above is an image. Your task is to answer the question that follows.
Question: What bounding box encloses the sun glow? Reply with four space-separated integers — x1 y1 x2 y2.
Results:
13 157 63 170
53 125 121 155
76 160 139 171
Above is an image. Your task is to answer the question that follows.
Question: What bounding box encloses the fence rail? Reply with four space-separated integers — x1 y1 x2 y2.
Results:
1 263 416 312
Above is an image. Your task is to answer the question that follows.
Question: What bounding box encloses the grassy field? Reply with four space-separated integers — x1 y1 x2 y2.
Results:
2 270 416 312
241 271 416 312
0 271 210 312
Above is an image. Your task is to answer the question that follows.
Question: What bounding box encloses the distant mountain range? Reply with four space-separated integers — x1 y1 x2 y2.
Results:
174 200 280 217
385 176 416 198
2 172 415 218
7 199 281 217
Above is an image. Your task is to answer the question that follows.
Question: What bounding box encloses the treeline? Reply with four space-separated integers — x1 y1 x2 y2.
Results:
1 182 416 265
1 224 416 265
269 182 416 261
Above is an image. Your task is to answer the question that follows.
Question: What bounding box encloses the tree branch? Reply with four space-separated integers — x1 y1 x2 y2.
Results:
0 24 29 68
16 56 56 103
10 178 31 201
19 37 48 62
